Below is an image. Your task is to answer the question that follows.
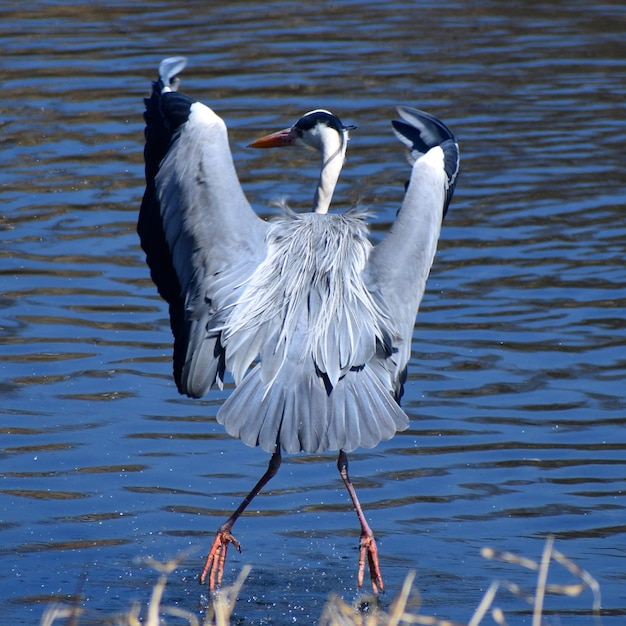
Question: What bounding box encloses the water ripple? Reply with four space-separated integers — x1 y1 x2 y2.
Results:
1 0 625 623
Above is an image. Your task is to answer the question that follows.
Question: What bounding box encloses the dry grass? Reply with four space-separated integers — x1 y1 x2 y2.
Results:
40 536 602 625
319 536 602 626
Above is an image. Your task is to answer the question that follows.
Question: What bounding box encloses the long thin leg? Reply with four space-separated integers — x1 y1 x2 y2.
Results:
200 450 282 590
337 449 384 594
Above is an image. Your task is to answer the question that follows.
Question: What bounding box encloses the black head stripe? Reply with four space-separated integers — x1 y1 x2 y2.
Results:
295 110 346 134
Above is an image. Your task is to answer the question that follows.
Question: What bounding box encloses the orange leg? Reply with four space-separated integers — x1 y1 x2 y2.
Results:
337 450 384 594
199 451 281 590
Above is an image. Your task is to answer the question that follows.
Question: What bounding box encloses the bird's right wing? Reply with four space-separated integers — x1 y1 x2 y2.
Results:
364 107 459 399
138 58 268 398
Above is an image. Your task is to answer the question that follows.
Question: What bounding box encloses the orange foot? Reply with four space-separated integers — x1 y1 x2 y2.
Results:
358 533 384 594
199 529 241 590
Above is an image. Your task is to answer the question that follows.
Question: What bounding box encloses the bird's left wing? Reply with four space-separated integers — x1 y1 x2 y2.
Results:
364 107 459 399
138 57 268 398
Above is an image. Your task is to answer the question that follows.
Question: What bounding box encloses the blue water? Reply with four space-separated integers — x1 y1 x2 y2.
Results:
1 1 625 623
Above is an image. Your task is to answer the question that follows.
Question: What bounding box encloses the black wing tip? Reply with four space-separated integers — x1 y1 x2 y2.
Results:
391 119 430 154
392 107 460 218
392 107 459 178
392 106 457 149
144 56 195 143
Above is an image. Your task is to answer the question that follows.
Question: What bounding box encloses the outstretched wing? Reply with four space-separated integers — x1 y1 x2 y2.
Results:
138 57 268 398
364 106 460 399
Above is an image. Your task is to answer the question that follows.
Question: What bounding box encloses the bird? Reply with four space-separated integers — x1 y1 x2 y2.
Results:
138 56 459 594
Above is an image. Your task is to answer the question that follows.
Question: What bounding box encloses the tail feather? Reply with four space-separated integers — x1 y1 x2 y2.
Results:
217 363 409 454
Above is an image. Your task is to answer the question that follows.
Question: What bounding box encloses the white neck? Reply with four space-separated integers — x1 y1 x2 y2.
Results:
312 128 347 214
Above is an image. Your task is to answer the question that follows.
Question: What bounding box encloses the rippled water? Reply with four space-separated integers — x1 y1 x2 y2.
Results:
1 1 625 624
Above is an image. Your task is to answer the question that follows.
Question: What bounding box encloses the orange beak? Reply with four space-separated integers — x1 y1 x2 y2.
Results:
248 127 297 149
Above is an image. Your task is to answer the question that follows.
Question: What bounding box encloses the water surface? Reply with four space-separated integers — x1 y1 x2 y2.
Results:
1 1 625 623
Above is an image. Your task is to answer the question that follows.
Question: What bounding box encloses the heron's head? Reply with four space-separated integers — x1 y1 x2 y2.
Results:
249 109 355 155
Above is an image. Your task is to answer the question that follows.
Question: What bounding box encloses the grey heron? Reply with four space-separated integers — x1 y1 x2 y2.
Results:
138 56 459 594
